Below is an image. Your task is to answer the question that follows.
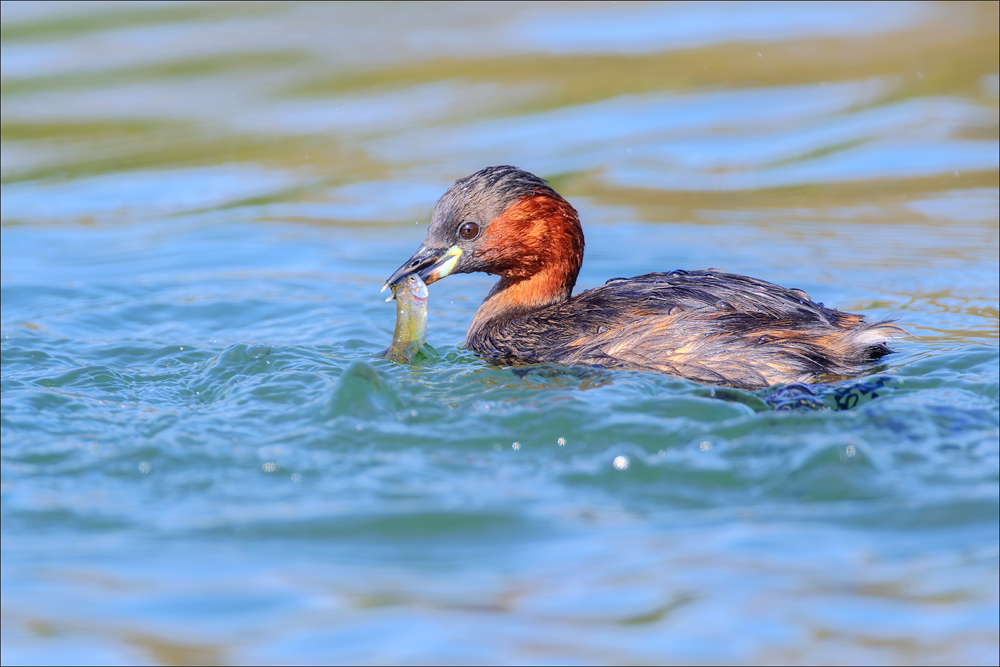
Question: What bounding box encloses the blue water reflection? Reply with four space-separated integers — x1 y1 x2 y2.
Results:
2 1 998 664
519 1 932 53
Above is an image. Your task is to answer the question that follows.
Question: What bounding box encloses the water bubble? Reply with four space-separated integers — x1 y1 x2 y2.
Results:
512 442 521 451
757 52 762 58
699 441 712 451
356 424 364 432
410 410 418 417
557 437 566 446
88 441 101 454
138 461 151 474
262 462 277 473
291 473 302 483
845 445 856 457
613 455 630 470
657 449 665 456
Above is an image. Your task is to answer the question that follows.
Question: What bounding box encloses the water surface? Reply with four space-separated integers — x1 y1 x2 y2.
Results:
2 2 998 664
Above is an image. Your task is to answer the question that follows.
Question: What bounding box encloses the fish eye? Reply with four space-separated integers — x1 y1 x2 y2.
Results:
459 221 480 240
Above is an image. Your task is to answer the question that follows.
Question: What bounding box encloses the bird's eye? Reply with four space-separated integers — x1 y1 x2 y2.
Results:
459 221 480 240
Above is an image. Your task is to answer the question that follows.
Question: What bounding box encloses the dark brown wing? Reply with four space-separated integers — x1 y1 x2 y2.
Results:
481 270 904 389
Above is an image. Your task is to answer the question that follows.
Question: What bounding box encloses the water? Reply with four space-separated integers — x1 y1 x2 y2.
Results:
2 2 998 663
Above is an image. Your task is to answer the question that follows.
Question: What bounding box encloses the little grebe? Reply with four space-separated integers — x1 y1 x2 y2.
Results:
385 166 903 389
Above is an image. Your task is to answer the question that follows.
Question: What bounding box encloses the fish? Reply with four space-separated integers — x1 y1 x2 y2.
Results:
380 273 429 364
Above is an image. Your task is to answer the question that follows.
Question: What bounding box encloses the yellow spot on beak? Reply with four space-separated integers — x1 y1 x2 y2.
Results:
426 245 463 283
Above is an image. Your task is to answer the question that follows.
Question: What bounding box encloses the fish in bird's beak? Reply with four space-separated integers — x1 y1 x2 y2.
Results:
382 244 464 298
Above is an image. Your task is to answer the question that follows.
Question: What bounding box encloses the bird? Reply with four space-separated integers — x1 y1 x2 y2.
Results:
384 166 904 390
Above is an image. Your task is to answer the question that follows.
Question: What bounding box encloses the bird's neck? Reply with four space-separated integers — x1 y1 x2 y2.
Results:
467 194 584 343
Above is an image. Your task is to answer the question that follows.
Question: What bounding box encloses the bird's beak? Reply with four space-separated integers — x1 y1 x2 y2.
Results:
382 245 463 294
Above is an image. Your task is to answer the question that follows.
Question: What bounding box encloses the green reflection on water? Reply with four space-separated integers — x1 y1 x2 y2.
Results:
1 1 997 665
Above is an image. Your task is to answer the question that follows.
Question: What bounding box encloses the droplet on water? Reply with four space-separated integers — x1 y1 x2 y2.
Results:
291 473 302 483
613 455 629 470
138 461 151 474
846 445 856 457
512 442 521 451
699 441 712 451
262 462 277 473
557 437 566 446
